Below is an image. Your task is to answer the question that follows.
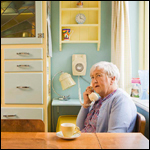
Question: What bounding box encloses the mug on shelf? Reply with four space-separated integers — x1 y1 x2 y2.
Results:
62 29 73 41
77 1 83 8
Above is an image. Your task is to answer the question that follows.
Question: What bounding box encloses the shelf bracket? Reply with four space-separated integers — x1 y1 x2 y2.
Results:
97 43 100 51
59 44 62 51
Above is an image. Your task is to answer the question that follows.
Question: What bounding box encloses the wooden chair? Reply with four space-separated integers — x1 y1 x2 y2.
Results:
134 112 146 134
56 115 77 132
1 119 45 132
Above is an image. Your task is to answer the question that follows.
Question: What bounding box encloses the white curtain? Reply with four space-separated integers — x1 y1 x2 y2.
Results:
111 1 132 94
139 1 149 70
47 1 52 57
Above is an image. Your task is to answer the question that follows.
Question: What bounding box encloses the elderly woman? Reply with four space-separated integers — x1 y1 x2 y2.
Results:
76 61 137 133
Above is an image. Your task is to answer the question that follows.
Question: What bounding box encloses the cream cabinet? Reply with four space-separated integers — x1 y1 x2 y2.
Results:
59 1 101 51
2 47 50 131
4 48 44 105
1 2 51 132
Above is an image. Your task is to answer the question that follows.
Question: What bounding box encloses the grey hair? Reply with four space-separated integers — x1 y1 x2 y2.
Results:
90 61 120 86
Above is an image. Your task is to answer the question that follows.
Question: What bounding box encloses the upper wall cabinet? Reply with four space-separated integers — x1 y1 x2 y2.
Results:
59 1 101 51
1 1 43 44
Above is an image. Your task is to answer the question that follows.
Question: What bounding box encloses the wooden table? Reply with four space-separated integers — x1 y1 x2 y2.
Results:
1 132 101 149
96 133 149 149
1 132 149 149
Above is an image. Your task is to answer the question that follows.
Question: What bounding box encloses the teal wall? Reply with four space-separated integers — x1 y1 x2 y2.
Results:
51 1 139 100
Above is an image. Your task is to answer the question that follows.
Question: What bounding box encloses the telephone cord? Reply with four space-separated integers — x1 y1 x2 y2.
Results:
78 76 93 107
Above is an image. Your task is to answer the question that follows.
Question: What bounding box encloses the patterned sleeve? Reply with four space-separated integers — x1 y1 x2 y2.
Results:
76 106 90 131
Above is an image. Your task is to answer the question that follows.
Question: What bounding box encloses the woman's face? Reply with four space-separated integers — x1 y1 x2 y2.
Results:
90 68 113 96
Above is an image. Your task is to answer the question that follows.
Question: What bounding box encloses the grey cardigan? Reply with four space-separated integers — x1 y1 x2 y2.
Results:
76 88 137 132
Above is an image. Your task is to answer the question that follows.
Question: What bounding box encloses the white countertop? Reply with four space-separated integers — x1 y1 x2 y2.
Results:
132 98 149 112
52 99 81 106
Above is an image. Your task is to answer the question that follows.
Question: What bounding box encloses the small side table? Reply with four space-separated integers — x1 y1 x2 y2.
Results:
51 99 82 131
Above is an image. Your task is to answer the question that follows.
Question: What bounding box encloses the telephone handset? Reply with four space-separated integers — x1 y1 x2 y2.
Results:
89 92 99 102
78 77 99 106
88 84 99 102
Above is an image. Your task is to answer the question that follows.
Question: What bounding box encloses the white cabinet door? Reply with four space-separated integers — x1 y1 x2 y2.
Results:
5 73 43 104
1 107 43 120
5 60 43 72
4 48 43 60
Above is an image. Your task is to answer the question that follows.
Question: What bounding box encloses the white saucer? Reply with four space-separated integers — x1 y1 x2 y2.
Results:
56 131 81 140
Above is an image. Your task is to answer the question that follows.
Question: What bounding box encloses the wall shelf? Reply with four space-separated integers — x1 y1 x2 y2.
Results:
61 24 99 27
61 8 99 11
59 1 101 51
61 40 99 43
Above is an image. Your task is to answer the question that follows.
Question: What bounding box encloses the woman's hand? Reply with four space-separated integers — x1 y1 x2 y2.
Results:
83 86 94 109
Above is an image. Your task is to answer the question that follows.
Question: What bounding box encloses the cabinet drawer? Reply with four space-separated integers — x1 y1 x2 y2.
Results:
5 73 43 104
1 107 43 120
5 61 43 72
4 48 43 59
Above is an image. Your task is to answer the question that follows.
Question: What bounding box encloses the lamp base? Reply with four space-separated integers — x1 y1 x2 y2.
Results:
58 95 70 101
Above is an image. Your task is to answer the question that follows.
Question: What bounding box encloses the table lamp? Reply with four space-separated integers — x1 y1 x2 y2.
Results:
52 71 76 100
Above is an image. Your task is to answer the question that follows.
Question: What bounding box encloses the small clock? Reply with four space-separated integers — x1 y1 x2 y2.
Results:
75 13 86 24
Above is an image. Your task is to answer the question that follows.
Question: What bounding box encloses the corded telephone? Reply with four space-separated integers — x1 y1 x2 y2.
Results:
72 54 86 76
72 54 99 106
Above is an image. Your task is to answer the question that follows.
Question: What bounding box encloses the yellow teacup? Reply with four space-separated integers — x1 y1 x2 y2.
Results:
60 123 80 138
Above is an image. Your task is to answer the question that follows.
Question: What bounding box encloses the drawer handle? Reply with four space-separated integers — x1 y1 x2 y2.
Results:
17 65 30 67
16 86 30 89
3 114 16 117
16 52 30 55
